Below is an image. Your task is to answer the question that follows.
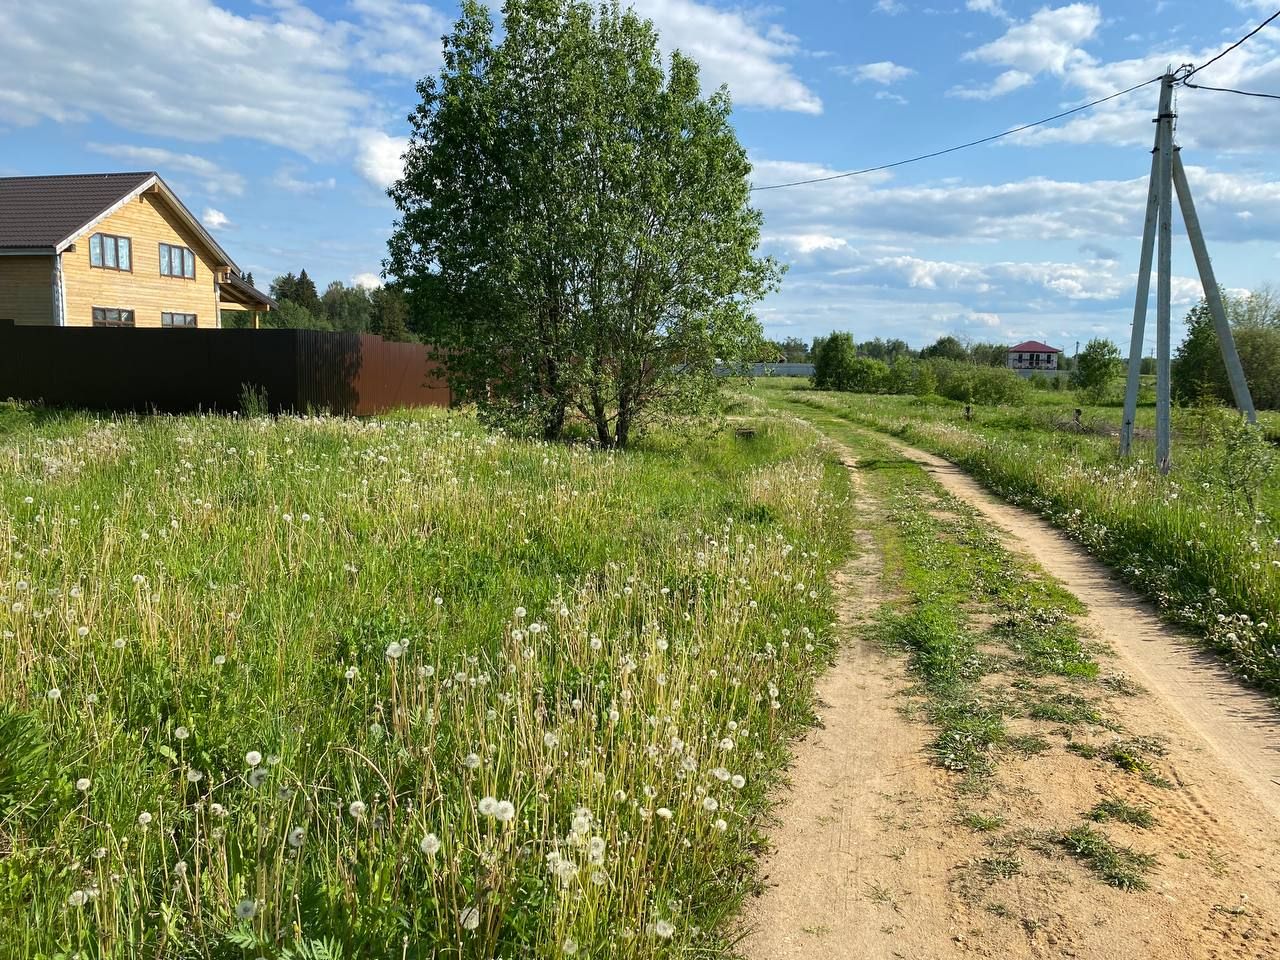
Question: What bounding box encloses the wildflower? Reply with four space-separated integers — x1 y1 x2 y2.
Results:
248 768 269 788
245 750 262 767
711 767 730 782
47 688 61 701
213 655 226 667
495 800 516 822
563 937 578 955
478 796 499 816
174 860 188 877
287 827 305 848
235 899 257 920
731 774 746 790
463 752 482 769
544 732 559 749
434 596 444 607
702 796 719 813
186 769 204 784
210 802 227 818
714 818 728 832
113 638 126 650
657 807 673 820
420 833 441 856
385 641 404 659
514 606 527 619
459 906 481 931
655 919 675 939
344 666 358 680
613 789 627 802
138 811 153 827
75 777 91 792
588 836 606 863
76 626 89 638
174 726 190 740
68 890 89 907
348 800 367 819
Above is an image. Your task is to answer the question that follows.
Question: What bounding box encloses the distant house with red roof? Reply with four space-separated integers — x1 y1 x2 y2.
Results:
1006 340 1062 372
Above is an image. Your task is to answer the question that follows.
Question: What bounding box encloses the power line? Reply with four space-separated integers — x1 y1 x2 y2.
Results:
749 76 1161 192
1184 7 1280 80
1184 80 1280 101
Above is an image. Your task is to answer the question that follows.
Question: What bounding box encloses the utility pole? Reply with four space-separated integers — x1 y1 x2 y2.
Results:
1119 70 1256 470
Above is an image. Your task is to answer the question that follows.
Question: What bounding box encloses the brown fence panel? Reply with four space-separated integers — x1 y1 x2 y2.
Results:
0 321 450 416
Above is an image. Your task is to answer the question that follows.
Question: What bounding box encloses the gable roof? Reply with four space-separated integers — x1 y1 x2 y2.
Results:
0 171 238 272
1008 340 1061 353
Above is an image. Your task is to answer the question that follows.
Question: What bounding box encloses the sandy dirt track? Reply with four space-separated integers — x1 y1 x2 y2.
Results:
740 429 1280 960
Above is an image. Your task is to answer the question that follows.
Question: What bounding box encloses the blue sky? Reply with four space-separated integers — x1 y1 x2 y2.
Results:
3 0 1278 351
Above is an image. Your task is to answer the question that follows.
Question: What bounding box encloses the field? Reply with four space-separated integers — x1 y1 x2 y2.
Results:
0 405 851 958
756 379 1280 694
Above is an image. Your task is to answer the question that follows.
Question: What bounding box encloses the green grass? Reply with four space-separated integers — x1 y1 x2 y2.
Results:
0 406 853 958
1087 798 1157 828
755 379 1280 695
1057 825 1157 890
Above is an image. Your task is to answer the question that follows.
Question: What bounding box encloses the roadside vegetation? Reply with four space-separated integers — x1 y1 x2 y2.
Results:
760 380 1280 695
0 403 851 958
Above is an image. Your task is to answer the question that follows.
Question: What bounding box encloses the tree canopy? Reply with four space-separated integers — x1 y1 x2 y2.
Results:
385 0 778 446
1173 291 1280 410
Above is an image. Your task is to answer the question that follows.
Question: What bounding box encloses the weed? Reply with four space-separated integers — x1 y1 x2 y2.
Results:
1087 798 1156 828
1058 825 1157 890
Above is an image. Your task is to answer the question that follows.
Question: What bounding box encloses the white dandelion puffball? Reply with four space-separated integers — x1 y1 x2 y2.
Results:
478 796 499 817
248 768 269 788
702 796 719 812
68 890 88 907
714 818 728 832
113 638 127 650
731 774 746 789
348 800 367 818
655 919 675 939
75 777 91 792
494 800 516 822
463 752 481 769
186 768 204 784
174 726 190 740
47 688 61 701
137 811 153 827
563 937 578 955
235 899 257 920
543 732 559 749
344 666 358 680
656 807 673 820
245 751 262 767
385 641 404 659
514 606 527 619
210 802 227 818
420 833 441 856
288 827 305 848
460 905 481 931
213 655 226 667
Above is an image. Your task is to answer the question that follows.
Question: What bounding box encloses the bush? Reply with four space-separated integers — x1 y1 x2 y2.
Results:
930 361 1029 405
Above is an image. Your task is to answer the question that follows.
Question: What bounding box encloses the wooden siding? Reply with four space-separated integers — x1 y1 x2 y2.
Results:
61 191 223 329
0 254 55 325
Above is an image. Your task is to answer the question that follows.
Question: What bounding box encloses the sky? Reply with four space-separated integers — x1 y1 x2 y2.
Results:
2 0 1278 353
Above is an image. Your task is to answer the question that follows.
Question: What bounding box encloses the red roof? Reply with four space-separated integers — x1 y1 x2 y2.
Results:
1008 340 1061 353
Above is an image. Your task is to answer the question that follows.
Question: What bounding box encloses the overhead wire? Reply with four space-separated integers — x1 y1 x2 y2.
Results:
749 7 1280 193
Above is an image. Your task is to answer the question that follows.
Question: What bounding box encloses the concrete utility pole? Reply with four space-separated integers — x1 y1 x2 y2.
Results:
1119 70 1256 471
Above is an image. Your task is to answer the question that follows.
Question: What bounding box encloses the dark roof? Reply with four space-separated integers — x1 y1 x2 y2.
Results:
1008 340 1062 353
0 172 156 249
221 270 278 310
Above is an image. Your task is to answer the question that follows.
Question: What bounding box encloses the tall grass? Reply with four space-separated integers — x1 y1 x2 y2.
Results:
0 407 851 958
764 386 1280 695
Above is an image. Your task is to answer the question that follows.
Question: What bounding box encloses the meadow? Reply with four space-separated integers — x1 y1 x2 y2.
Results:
758 379 1280 695
0 404 851 959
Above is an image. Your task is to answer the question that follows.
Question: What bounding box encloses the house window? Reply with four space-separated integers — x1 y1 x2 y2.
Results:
159 243 196 279
92 307 135 327
89 234 131 271
162 312 197 328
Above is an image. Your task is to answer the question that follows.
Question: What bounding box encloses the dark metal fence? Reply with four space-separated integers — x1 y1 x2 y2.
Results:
0 322 451 415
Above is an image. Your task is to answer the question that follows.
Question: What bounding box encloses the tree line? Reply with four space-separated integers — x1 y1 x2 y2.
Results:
220 268 414 342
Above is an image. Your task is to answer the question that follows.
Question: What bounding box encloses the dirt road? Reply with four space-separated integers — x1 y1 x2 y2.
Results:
740 426 1280 960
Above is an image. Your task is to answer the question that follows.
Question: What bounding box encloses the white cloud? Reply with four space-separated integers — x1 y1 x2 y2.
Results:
874 0 907 14
632 0 821 114
201 207 230 230
352 272 383 290
966 0 1010 19
355 130 409 191
273 166 337 193
350 0 449 78
948 69 1033 100
965 3 1101 77
88 143 245 196
875 90 909 105
849 61 915 85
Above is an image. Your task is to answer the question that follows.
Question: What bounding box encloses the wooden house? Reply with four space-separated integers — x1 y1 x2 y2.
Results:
0 172 274 329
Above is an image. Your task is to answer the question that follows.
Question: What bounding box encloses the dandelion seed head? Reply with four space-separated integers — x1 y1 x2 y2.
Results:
478 796 499 816
235 898 257 920
348 800 367 818
420 832 441 855
75 777 91 791
137 811 152 827
245 750 262 767
459 905 481 931
385 641 404 660
288 827 305 848
174 726 190 740
655 919 675 939
463 752 482 770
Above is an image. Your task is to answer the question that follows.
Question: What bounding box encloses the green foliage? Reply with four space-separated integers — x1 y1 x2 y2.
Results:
0 704 50 820
929 360 1028 405
921 335 968 361
1173 292 1280 410
1191 406 1276 512
387 0 778 447
1057 825 1155 890
270 269 323 317
811 331 858 391
1071 338 1121 401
